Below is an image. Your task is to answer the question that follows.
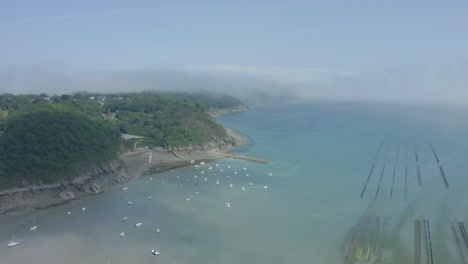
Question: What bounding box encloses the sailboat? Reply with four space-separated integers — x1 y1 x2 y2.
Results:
30 219 38 231
7 233 19 247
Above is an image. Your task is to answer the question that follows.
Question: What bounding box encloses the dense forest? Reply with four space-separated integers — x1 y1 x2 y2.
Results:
0 109 121 188
0 91 246 189
105 93 229 147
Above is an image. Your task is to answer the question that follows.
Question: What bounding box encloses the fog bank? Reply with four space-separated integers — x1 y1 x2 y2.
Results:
1 63 467 106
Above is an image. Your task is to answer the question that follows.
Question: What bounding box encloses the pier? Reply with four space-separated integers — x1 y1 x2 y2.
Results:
220 153 269 163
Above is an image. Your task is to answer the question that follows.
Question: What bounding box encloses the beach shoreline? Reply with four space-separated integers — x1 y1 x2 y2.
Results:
0 110 266 215
120 126 255 179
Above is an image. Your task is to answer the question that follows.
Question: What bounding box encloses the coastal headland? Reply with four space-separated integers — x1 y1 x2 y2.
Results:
0 113 266 215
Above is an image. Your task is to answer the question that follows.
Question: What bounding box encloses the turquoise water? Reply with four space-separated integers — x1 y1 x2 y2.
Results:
1 102 468 264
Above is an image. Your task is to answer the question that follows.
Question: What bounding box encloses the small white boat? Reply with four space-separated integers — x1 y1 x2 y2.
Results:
186 198 191 202
176 176 180 179
135 222 142 227
225 203 231 208
120 232 125 237
203 177 207 181
201 171 205 174
147 196 152 200
149 177 153 181
128 201 132 205
193 175 198 179
156 228 160 233
268 172 273 176
208 166 213 170
226 176 230 179
227 165 231 169
264 185 268 189
234 171 237 175
215 163 219 167
7 233 19 247
241 187 246 191
220 169 223 172
243 167 247 171
121 217 128 221
200 162 205 165
82 207 86 211
30 219 38 231
249 182 253 186
228 183 233 188
215 181 220 185
151 249 160 256
190 160 195 164
67 211 71 215
193 191 200 195
246 173 249 177
7 241 19 247
122 187 129 190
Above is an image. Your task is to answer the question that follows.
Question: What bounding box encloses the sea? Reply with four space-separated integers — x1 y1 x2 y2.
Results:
1 101 468 264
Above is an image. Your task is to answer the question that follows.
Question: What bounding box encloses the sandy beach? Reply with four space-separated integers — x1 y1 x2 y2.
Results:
120 127 266 179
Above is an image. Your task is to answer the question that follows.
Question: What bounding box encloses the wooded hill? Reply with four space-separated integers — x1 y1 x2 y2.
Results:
0 92 246 189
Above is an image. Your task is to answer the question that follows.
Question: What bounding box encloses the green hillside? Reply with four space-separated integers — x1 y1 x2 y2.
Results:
0 92 245 189
105 93 228 147
0 109 121 189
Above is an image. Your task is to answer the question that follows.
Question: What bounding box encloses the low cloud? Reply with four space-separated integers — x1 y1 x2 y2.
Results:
1 63 467 106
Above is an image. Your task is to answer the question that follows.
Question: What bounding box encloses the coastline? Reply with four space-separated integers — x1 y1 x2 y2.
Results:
0 160 129 215
120 125 253 179
0 107 262 215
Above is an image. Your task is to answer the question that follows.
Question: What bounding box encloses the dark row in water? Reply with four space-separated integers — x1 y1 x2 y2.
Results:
347 217 468 264
415 145 422 187
414 220 421 264
389 143 399 200
414 219 433 264
425 219 434 264
405 164 408 202
360 141 384 198
374 142 392 199
450 221 468 264
430 145 449 189
361 142 451 200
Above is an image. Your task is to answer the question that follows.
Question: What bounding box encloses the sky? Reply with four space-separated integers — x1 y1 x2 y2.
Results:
0 0 467 105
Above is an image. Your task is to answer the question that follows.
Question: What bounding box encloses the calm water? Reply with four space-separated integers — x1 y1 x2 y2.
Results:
1 102 468 264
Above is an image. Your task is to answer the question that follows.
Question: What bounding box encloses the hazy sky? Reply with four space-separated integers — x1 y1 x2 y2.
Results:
1 0 467 105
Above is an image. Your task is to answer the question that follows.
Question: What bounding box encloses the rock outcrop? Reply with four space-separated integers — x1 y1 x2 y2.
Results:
0 160 128 214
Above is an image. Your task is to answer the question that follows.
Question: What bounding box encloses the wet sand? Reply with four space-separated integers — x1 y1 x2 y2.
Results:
120 127 266 179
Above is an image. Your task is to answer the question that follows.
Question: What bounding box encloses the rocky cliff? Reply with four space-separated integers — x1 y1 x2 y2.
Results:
0 160 128 214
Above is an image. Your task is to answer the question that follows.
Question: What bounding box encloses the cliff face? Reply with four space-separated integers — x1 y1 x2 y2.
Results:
206 105 249 118
0 160 128 215
167 127 246 153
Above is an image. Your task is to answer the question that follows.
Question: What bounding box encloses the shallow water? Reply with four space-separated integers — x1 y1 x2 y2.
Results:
1 102 468 264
